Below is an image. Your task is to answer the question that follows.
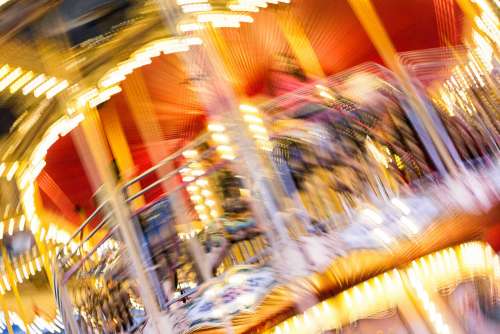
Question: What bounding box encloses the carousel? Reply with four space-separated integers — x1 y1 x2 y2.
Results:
0 0 498 333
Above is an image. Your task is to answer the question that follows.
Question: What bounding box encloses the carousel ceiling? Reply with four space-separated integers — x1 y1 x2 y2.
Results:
30 0 464 224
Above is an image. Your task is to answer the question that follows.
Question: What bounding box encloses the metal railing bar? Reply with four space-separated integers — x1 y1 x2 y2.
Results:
125 147 216 203
57 200 110 258
122 132 209 191
61 211 115 265
164 288 198 308
161 161 228 200
62 225 119 283
126 169 180 204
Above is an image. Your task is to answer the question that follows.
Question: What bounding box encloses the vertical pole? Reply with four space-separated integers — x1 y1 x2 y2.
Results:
72 108 169 333
347 0 460 176
100 100 146 210
54 267 80 334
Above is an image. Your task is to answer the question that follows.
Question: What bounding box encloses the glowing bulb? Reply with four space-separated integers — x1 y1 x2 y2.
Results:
391 198 411 215
46 80 69 99
195 204 207 212
190 195 203 203
35 258 42 272
319 90 335 100
8 218 14 236
196 178 209 187
22 265 29 280
3 276 10 291
28 261 35 276
208 123 225 132
211 133 230 144
187 185 199 193
19 215 25 231
240 104 259 113
34 77 57 97
15 268 23 283
9 71 33 93
182 150 198 159
361 208 383 224
0 65 10 79
182 175 195 182
6 161 18 181
23 74 46 95
216 145 233 154
179 23 203 32
182 3 212 12
243 114 263 124
248 124 267 134
0 67 23 91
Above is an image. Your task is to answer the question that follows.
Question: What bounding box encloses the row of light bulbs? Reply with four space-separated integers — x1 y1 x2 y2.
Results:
408 268 450 334
71 37 203 111
239 104 273 151
471 0 498 46
181 149 222 224
0 64 69 100
438 50 489 117
177 0 291 32
436 0 497 117
268 241 500 333
0 215 26 239
0 254 45 294
0 161 20 182
208 122 237 160
0 209 70 246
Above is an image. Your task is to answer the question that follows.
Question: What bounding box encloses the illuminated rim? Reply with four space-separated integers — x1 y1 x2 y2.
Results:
267 242 499 334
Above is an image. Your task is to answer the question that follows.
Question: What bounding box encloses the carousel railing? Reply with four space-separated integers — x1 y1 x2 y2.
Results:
122 132 210 204
56 200 115 274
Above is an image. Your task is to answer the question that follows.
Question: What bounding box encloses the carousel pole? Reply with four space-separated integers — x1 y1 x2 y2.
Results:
53 267 80 334
100 100 146 211
347 0 461 177
71 108 170 333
